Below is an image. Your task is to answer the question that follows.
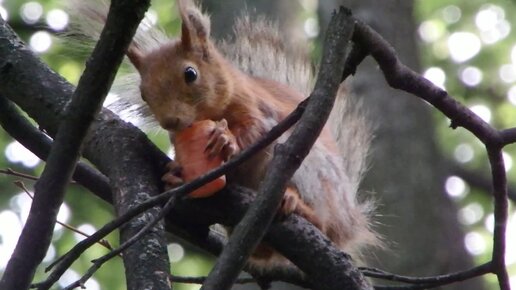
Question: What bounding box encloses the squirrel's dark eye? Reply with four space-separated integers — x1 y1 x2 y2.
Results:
184 66 198 84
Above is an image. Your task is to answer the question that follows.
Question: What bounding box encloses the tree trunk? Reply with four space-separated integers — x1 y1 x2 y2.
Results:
319 1 486 289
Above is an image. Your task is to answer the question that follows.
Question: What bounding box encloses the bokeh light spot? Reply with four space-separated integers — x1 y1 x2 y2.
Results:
460 66 483 86
445 176 468 199
469 104 492 123
502 151 513 171
46 9 69 31
168 243 185 263
304 17 319 38
29 31 53 53
459 203 484 225
454 143 474 163
0 210 22 270
442 5 461 24
0 6 8 21
464 231 486 255
20 2 43 24
74 224 97 242
5 141 40 168
447 32 481 62
508 85 516 105
500 64 516 83
419 20 445 43
423 67 446 89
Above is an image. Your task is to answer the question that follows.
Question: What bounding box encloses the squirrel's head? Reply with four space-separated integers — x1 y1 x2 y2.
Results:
127 0 234 132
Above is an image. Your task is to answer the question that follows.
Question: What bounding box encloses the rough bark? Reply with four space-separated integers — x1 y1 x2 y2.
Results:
0 13 370 290
0 15 171 290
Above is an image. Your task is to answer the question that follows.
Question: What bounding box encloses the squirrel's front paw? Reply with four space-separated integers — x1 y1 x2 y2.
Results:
280 189 300 217
161 160 184 190
205 119 239 161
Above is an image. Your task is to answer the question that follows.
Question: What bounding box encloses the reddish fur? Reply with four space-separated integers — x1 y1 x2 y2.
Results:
124 0 376 267
67 0 377 268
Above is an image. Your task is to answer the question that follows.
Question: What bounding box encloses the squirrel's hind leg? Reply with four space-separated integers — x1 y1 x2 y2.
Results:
280 187 323 230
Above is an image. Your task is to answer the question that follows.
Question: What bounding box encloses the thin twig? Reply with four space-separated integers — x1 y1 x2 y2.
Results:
169 274 255 285
62 193 180 290
361 262 491 287
1 168 79 184
0 96 112 202
1 168 40 182
14 181 114 251
352 20 501 146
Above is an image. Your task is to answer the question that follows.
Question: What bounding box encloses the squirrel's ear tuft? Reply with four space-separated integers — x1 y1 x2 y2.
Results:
177 0 211 59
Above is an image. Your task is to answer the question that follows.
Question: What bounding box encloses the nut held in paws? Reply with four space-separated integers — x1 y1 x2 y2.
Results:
174 120 226 197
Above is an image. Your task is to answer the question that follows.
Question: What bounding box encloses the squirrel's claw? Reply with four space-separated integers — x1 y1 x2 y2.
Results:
280 189 299 216
279 187 323 230
162 160 184 190
165 159 183 174
205 119 239 161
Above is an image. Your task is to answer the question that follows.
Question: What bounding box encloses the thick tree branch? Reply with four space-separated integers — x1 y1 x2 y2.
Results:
42 97 309 286
0 15 217 289
83 116 173 290
1 4 513 290
2 13 369 290
342 42 368 80
487 148 510 290
500 128 516 145
0 1 175 290
61 194 181 290
0 95 112 202
170 275 255 285
352 21 502 146
0 0 151 288
168 185 361 289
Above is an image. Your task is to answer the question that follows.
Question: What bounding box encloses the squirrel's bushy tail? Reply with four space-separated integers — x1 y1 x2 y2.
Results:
221 15 378 256
222 15 372 215
218 16 314 97
67 0 168 54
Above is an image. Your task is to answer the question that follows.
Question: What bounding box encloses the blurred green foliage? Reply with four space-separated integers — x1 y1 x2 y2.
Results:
416 0 516 287
0 0 515 289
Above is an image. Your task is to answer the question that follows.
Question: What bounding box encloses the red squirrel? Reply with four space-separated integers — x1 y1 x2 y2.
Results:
70 0 378 266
